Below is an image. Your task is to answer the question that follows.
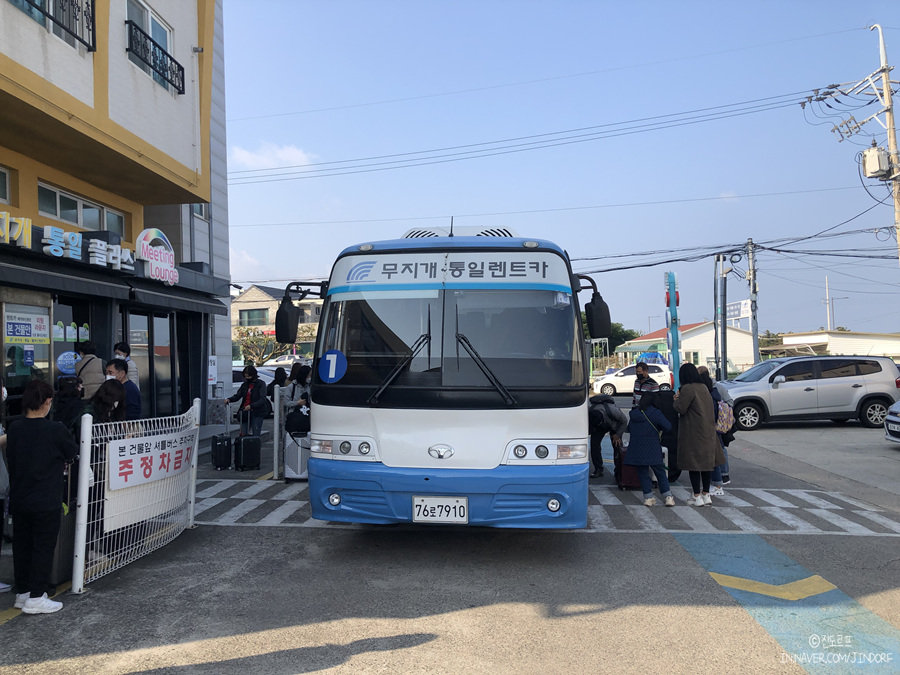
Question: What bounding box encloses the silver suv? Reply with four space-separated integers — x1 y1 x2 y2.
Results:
720 356 900 430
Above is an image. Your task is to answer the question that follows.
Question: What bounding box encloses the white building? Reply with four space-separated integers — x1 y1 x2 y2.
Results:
770 331 900 360
616 321 756 374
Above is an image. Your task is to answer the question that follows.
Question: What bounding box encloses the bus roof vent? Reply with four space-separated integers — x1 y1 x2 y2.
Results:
401 226 521 238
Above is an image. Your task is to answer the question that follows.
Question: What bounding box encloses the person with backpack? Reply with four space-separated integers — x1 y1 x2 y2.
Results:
673 363 726 506
625 392 675 507
699 366 733 491
74 341 106 400
588 393 627 478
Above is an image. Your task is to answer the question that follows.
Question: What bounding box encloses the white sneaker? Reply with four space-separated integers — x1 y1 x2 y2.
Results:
686 495 705 507
643 497 657 507
664 496 676 507
14 592 30 609
703 493 713 506
22 593 63 615
709 486 725 497
0 581 11 592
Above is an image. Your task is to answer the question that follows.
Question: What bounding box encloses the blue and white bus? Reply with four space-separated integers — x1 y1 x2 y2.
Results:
276 227 610 528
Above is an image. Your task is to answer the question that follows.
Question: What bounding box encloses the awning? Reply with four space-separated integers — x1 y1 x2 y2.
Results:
129 284 228 316
0 259 131 300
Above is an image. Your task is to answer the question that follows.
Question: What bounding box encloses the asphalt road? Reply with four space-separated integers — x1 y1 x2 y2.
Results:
1 416 898 674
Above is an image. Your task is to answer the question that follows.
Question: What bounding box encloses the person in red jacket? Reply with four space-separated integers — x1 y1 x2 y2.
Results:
228 366 269 436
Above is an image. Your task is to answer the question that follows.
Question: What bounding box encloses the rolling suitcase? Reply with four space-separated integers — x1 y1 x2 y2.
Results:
234 410 261 471
211 405 232 470
284 432 309 481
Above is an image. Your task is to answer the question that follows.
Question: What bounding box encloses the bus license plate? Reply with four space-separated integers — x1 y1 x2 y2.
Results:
888 422 900 432
412 496 468 523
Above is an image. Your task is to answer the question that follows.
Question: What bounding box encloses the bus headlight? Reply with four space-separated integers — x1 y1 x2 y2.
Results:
329 493 341 506
513 445 527 458
311 439 332 454
547 499 561 512
535 445 549 459
557 444 587 459
339 441 352 454
358 442 371 455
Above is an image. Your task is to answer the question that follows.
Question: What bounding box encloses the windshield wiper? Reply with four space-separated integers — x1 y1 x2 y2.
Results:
455 333 516 406
368 333 431 406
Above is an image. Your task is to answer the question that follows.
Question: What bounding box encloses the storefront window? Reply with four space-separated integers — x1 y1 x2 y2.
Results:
154 315 173 416
52 296 91 383
3 302 51 419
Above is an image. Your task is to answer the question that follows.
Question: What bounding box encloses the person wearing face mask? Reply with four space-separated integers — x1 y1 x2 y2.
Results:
113 343 139 390
227 365 268 436
2 379 77 614
105 359 141 421
286 363 312 408
74 341 106 400
631 361 659 409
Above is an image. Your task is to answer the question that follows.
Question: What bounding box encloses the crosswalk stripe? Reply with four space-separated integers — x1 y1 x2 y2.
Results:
807 508 876 534
672 505 718 532
195 482 239 499
853 510 900 534
760 507 823 533
591 487 623 505
193 497 225 516
743 489 795 508
272 483 307 501
232 482 272 499
216 499 266 525
257 501 305 525
715 507 767 533
192 480 900 535
626 505 666 531
791 491 842 509
587 505 614 531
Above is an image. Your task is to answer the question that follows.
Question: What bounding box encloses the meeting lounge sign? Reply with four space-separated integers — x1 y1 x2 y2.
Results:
0 213 180 287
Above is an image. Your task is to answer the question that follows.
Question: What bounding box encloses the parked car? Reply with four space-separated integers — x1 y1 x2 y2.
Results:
720 355 900 431
884 400 900 443
266 354 311 367
592 364 672 395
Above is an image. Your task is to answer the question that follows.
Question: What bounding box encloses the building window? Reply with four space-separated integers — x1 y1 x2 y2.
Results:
0 167 8 204
38 183 125 234
6 0 96 50
125 0 184 95
191 203 209 220
239 309 268 327
684 350 700 365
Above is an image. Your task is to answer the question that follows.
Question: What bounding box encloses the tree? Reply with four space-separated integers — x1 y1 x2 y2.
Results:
760 329 782 348
233 327 295 366
580 312 640 352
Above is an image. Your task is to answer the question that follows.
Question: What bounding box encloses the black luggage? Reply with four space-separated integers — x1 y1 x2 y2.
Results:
234 436 261 471
211 405 232 470
234 410 261 471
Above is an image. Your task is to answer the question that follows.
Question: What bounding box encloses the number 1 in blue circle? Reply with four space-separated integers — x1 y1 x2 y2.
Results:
319 349 348 383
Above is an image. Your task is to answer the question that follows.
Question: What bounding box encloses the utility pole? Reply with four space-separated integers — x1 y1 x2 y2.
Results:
713 254 721 380
747 238 760 364
871 25 900 268
824 275 832 330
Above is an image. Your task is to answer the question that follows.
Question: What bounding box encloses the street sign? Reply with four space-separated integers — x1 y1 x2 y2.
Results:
726 299 751 320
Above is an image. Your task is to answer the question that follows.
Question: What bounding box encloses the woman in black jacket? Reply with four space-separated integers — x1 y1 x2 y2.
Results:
5 379 77 614
228 365 269 436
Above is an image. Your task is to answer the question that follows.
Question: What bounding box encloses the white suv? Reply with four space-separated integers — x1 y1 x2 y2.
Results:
720 355 900 430
592 364 673 395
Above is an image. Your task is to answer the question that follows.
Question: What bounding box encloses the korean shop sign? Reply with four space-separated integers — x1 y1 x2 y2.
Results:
134 228 179 286
108 428 198 490
4 307 50 344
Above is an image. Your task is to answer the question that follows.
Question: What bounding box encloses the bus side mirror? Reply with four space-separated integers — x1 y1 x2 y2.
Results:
585 292 611 339
275 294 301 344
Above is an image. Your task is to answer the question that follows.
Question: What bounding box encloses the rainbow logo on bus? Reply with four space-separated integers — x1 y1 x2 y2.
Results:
134 228 179 286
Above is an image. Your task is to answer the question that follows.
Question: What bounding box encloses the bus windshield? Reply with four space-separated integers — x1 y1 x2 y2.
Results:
317 288 584 407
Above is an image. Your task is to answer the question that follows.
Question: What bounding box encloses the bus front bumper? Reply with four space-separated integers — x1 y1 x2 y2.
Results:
307 459 588 529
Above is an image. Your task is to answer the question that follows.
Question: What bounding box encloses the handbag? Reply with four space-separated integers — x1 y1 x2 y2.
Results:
285 405 311 434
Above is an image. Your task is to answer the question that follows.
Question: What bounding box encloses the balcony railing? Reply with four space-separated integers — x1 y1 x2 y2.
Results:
125 20 185 95
15 0 96 51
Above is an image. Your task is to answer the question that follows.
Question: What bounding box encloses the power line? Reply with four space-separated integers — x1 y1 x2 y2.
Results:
228 95 812 184
226 28 865 122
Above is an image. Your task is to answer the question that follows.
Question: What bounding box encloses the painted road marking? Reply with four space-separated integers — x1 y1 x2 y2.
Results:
675 533 900 673
709 572 836 601
193 481 900 535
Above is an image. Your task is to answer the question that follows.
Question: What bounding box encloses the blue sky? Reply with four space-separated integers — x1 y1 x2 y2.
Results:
223 1 899 336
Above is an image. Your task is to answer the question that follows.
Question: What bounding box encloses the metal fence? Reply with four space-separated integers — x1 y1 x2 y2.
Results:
71 399 200 593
